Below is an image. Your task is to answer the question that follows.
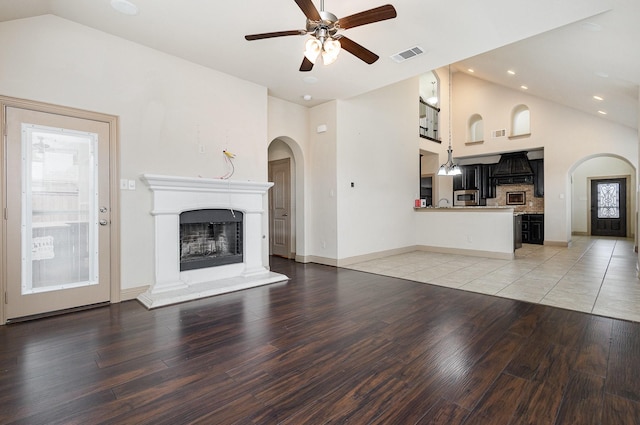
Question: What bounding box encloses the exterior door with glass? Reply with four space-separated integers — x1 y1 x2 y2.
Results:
4 106 112 320
590 177 627 237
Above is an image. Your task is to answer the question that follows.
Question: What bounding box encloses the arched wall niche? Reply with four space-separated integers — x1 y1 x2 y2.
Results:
467 113 484 143
511 104 530 136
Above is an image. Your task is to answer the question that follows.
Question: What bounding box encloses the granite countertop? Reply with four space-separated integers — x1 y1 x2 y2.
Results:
415 206 544 215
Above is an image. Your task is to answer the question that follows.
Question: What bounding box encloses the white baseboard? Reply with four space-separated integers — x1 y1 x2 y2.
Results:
336 246 420 267
544 240 570 247
296 255 338 267
415 245 514 260
120 285 150 301
297 244 514 266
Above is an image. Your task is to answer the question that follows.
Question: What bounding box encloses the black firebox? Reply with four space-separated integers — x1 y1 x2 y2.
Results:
179 209 243 271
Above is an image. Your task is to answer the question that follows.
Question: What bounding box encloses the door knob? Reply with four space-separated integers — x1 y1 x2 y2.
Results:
99 219 108 226
282 213 288 217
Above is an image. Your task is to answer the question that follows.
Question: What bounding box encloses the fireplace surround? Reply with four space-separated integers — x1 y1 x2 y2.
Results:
137 174 288 309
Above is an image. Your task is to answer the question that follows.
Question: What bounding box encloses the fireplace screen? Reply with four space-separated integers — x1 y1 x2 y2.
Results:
179 209 243 271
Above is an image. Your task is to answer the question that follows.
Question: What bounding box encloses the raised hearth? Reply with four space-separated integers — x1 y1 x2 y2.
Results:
137 174 288 309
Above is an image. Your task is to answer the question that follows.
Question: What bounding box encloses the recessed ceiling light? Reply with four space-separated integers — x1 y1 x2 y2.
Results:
467 68 475 73
598 110 607 115
593 95 604 101
507 70 516 75
520 85 528 90
111 0 138 15
303 94 312 101
303 76 318 84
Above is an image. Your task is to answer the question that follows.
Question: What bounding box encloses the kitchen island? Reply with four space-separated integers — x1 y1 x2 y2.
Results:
414 206 516 260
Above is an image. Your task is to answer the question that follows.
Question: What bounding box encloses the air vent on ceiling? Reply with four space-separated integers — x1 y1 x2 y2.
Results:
390 46 424 63
491 129 507 138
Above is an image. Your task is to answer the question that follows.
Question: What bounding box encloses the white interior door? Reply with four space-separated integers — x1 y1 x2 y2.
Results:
4 106 112 320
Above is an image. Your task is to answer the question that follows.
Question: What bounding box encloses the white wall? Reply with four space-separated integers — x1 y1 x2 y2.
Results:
267 96 309 258
336 78 421 260
572 156 636 235
453 72 638 244
307 101 339 262
0 15 269 291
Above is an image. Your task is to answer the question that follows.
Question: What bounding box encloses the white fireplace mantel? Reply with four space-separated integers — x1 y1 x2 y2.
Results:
137 174 288 309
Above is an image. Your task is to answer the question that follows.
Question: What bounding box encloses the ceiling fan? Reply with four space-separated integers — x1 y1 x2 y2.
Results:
244 0 397 71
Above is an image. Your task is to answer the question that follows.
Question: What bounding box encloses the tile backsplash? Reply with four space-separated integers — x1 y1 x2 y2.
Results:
486 184 544 213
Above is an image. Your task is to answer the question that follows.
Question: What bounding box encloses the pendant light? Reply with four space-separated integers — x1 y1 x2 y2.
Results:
438 65 461 176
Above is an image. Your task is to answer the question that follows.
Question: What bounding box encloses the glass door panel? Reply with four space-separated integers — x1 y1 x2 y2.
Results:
596 182 620 219
22 124 99 294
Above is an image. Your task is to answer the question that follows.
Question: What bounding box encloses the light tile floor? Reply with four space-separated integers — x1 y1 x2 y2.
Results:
344 236 640 323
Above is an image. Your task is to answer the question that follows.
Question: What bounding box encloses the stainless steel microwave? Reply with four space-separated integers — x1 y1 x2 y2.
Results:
454 189 480 206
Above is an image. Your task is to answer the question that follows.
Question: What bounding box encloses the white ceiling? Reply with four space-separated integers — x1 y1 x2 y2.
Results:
1 0 637 129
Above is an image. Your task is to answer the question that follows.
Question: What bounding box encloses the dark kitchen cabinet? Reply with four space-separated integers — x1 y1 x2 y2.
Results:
453 164 481 191
514 214 522 249
465 165 480 190
456 163 496 199
530 158 544 197
452 167 463 191
522 214 544 245
482 164 496 199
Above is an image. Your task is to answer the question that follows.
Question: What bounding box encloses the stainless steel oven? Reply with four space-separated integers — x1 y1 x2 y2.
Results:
454 189 480 206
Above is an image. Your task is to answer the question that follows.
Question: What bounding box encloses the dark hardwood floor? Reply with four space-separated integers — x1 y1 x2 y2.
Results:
1 257 640 424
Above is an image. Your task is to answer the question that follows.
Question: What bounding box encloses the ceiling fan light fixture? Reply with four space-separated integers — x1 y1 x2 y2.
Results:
244 1 397 71
304 38 322 63
321 38 341 65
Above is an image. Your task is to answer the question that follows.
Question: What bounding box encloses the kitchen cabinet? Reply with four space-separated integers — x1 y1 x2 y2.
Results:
530 159 544 197
482 164 496 199
453 164 481 191
451 153 542 200
522 214 544 244
454 163 496 199
514 214 522 249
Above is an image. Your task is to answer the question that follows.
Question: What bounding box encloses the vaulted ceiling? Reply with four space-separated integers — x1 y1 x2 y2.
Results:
1 0 637 129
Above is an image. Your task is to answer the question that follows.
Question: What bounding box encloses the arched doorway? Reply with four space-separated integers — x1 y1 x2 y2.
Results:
571 154 636 239
268 137 305 260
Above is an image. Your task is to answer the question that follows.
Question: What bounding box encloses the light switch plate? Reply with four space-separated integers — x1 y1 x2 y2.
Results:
128 179 136 190
120 179 128 190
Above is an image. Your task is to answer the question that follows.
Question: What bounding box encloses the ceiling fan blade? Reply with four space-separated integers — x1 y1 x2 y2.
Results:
338 4 397 30
300 56 314 72
337 36 379 64
295 0 321 21
245 30 305 41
